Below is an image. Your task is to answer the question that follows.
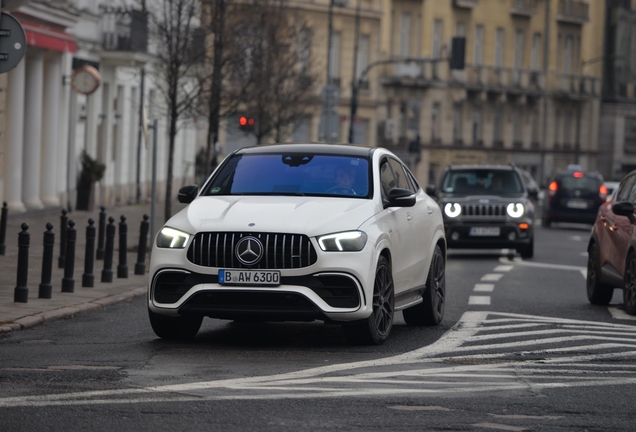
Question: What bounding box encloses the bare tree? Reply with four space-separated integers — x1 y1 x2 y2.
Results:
224 0 318 144
143 0 204 221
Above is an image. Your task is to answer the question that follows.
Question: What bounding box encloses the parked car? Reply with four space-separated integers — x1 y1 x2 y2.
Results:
543 170 606 227
587 171 636 315
148 144 446 344
426 165 535 258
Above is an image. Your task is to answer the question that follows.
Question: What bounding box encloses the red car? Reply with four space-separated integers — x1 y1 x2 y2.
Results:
587 173 636 315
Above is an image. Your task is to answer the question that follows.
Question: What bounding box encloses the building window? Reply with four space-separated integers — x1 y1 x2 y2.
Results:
495 28 505 68
513 108 522 145
554 109 561 147
625 117 636 154
400 12 410 57
531 110 540 145
456 21 465 37
329 32 340 80
472 107 482 144
299 27 311 75
514 30 524 70
431 102 441 142
531 33 541 71
293 117 311 142
453 104 463 144
432 19 443 59
474 25 484 66
563 35 573 74
357 35 369 79
493 107 503 145
563 111 572 147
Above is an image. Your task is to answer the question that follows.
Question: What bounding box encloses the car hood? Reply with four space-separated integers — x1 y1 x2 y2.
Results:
166 195 380 237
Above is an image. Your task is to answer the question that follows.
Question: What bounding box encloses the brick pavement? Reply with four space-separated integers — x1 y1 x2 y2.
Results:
0 202 176 334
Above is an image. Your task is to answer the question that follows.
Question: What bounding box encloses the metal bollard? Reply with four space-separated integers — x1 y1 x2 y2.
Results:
38 223 55 299
135 214 150 275
96 206 106 260
82 219 96 288
61 220 76 293
101 217 115 283
0 202 8 255
14 223 30 303
117 215 128 278
58 209 68 268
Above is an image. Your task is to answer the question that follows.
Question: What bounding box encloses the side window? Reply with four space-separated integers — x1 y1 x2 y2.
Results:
380 159 397 199
388 158 412 190
618 175 636 202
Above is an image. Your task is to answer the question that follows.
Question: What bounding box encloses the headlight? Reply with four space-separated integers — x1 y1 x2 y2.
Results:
317 231 368 251
156 227 192 248
507 203 524 218
444 203 461 218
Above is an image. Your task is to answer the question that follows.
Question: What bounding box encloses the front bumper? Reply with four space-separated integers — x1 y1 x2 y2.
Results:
444 220 533 249
147 241 377 323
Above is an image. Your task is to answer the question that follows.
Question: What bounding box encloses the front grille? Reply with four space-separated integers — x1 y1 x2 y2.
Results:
462 203 507 217
152 271 219 304
187 232 318 269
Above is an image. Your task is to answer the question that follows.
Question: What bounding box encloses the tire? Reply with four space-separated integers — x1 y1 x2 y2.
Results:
587 243 613 305
148 308 203 339
542 215 552 228
623 253 636 315
343 256 394 345
517 237 534 259
403 245 445 326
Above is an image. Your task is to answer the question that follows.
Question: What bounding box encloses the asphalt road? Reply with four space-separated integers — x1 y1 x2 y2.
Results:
1 222 636 432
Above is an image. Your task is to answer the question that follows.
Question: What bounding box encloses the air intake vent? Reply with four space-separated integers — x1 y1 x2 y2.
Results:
187 232 318 269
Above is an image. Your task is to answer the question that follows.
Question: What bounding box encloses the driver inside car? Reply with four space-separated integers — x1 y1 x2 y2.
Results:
330 166 357 195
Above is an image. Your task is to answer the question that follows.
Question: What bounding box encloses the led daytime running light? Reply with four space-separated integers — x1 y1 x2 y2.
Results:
444 203 461 218
507 203 524 218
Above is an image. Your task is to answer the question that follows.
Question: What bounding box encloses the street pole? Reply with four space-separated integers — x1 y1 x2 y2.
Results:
149 119 158 249
322 0 335 143
207 0 225 171
347 0 361 144
539 0 550 187
136 0 147 203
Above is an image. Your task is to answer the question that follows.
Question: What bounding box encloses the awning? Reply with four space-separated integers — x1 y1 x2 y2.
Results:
21 21 77 53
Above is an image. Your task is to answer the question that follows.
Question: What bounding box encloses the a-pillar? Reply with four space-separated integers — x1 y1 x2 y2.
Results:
5 58 26 213
41 55 62 207
22 51 45 210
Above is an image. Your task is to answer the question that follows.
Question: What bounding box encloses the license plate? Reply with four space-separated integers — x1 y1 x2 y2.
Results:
469 227 501 237
218 269 280 286
567 199 588 209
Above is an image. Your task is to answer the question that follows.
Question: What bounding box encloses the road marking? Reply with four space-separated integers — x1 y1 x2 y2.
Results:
580 269 587 279
2 312 636 408
494 265 513 272
469 296 491 305
473 423 527 431
499 257 586 273
482 274 504 281
569 236 583 242
608 307 636 321
474 284 495 292
389 405 453 412
489 414 563 420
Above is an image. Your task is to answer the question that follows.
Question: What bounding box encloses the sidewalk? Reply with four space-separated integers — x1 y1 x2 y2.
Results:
0 202 173 334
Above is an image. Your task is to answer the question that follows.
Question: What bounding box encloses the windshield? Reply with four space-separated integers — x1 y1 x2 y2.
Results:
203 153 371 198
441 169 524 195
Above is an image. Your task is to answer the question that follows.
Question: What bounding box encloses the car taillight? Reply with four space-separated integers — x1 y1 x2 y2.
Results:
548 181 558 198
600 184 608 200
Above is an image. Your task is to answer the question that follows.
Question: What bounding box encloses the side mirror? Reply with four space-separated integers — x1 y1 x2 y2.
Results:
527 186 539 201
386 188 416 208
612 201 635 223
178 185 199 204
425 184 436 197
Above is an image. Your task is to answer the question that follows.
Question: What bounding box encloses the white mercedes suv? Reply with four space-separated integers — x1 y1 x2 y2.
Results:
148 144 446 344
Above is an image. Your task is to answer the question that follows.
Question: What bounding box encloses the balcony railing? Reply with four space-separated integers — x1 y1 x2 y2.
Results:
510 0 538 17
554 73 601 97
463 65 545 92
101 8 148 53
453 0 478 9
557 0 589 24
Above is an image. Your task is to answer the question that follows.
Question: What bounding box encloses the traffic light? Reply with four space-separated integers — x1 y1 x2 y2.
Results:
239 116 255 132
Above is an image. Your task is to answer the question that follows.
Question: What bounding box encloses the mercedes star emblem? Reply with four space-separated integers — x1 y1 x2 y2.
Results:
235 236 264 265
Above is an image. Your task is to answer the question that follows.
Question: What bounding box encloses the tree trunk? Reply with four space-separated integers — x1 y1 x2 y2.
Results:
206 0 225 173
165 105 178 222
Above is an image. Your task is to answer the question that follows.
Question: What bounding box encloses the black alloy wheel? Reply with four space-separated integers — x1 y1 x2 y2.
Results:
623 253 636 315
403 244 445 326
148 309 203 339
518 237 534 259
343 256 394 345
586 243 613 305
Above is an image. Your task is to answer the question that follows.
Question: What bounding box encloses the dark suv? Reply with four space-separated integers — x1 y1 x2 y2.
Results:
543 170 606 227
426 165 535 258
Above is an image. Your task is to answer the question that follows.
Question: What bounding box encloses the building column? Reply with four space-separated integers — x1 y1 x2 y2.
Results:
22 51 45 210
5 58 26 213
40 55 62 207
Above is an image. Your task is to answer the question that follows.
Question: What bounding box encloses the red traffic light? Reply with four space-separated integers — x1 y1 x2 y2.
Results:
248 118 255 126
239 116 248 126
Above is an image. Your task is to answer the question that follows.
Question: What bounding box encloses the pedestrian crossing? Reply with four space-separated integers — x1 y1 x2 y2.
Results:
1 311 635 408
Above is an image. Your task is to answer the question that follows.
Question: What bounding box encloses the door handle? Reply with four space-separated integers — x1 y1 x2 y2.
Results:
407 213 413 221
427 206 434 215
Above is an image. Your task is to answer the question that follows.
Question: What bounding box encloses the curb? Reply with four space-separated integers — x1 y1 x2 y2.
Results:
0 287 147 335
